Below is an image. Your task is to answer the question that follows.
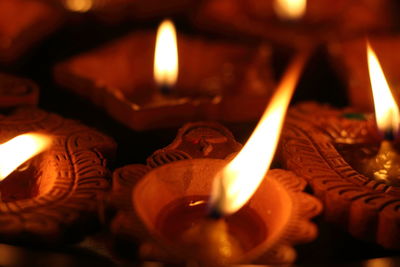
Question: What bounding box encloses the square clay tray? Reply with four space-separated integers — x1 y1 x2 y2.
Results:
54 31 275 130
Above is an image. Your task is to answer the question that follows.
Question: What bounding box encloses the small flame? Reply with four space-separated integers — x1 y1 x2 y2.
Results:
274 0 306 20
64 0 93 12
154 19 178 88
367 41 400 139
209 54 307 216
0 133 51 180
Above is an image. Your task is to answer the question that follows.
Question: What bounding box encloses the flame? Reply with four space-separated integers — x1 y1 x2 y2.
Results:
274 0 306 20
0 133 51 180
209 54 307 216
154 19 178 88
367 41 400 139
64 0 93 12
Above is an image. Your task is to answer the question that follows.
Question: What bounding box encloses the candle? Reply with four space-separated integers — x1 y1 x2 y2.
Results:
129 53 320 265
54 21 275 130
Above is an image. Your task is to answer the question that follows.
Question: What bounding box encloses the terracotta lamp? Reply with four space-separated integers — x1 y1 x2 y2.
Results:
0 73 39 108
193 0 395 47
110 54 321 265
0 0 63 63
0 105 116 244
280 43 400 249
328 36 400 111
54 19 275 130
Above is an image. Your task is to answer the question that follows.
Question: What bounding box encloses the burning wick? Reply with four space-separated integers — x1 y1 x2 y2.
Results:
178 53 308 265
0 133 51 181
363 41 400 186
154 19 178 95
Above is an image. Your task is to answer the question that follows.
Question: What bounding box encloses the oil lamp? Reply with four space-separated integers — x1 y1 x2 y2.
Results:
280 41 400 249
0 106 116 244
110 53 321 265
54 19 275 130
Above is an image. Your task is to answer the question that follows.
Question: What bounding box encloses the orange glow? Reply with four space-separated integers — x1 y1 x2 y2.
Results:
154 19 178 88
0 133 51 180
367 41 400 138
274 0 306 20
209 54 307 216
64 0 93 12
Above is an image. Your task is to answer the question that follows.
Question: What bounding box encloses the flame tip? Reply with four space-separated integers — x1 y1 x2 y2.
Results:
209 53 307 216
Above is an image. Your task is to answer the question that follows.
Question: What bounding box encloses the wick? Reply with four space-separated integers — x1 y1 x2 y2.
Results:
207 205 223 220
160 84 171 95
383 128 396 142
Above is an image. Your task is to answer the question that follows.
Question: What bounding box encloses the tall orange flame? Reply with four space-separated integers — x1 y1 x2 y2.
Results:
154 19 179 88
209 53 307 216
0 133 51 180
367 41 400 139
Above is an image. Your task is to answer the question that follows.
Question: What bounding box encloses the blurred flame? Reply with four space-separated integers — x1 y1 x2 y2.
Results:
0 133 51 180
209 54 307 216
367 41 400 138
154 19 178 88
274 0 306 20
64 0 93 13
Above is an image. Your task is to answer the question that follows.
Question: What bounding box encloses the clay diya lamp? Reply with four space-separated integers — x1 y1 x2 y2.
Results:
0 73 39 108
111 55 321 265
54 19 276 130
0 106 115 244
328 35 400 111
193 0 395 48
0 0 63 63
280 43 400 249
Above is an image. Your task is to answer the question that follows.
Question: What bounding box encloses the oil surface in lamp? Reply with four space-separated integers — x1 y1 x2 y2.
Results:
156 196 267 261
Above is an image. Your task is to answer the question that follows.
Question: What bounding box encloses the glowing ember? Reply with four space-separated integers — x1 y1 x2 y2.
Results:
0 133 51 180
209 54 307 216
274 0 306 20
367 41 400 139
154 19 179 88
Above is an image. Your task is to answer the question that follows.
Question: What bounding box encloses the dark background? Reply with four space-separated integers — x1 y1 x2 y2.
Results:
0 11 398 267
